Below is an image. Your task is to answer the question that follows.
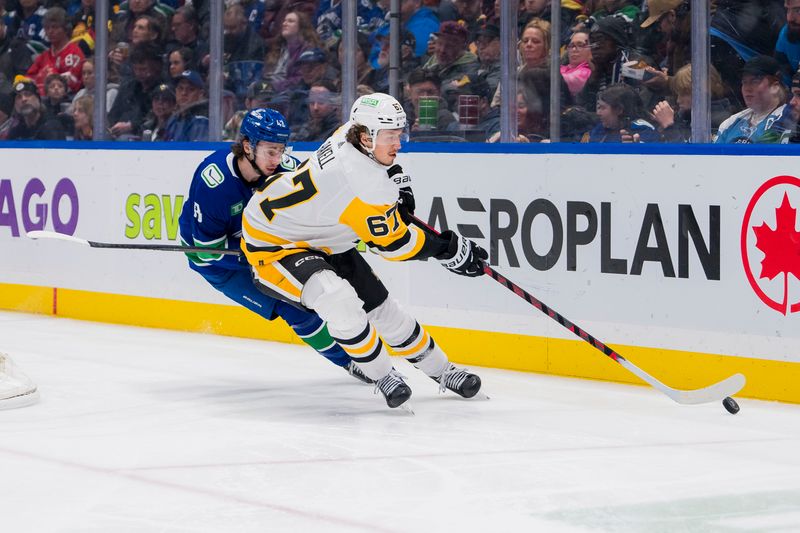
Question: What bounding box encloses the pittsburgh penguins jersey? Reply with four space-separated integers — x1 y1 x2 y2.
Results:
241 122 443 264
178 148 300 281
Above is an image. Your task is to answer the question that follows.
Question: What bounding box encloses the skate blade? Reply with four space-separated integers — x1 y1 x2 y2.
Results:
398 402 415 415
462 391 490 401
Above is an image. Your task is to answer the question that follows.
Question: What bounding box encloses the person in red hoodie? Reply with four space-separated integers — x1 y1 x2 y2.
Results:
26 7 86 95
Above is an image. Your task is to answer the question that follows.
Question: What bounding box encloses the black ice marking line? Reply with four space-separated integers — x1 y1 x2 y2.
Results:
409 215 746 409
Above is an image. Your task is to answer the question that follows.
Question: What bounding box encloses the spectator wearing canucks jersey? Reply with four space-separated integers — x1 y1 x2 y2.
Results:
178 109 370 384
715 55 793 144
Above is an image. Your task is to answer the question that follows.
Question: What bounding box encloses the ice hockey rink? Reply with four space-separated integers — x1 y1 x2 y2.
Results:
2 309 800 533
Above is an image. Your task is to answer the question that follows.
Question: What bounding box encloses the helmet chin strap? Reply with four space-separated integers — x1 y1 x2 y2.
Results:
364 129 390 167
243 146 267 188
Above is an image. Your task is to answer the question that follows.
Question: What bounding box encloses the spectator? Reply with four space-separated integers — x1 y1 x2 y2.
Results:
0 90 14 140
164 69 208 142
637 0 690 98
70 58 119 114
68 0 96 43
41 72 68 116
475 24 501 92
709 0 785 112
26 7 87 94
259 0 317 41
290 81 340 142
167 47 192 83
561 30 592 98
488 89 545 143
576 15 641 112
650 63 732 142
589 0 641 24
0 5 44 83
336 32 376 88
70 93 92 140
130 14 163 48
786 68 800 142
451 0 484 43
108 40 132 82
110 0 174 46
518 66 565 140
315 0 385 52
519 18 550 70
371 28 420 92
223 2 264 63
561 105 598 142
581 83 660 143
288 47 339 124
223 79 273 140
404 68 457 131
422 21 479 111
239 0 266 34
775 0 800 85
6 78 67 140
5 0 47 46
400 0 440 58
715 55 793 143
263 10 320 92
141 83 175 141
519 0 581 43
107 41 165 139
165 5 208 71
446 74 499 141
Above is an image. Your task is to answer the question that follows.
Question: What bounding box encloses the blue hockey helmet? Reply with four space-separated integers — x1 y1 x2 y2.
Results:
239 108 290 145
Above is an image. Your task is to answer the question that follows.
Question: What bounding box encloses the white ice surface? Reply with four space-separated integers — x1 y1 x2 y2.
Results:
1 310 799 533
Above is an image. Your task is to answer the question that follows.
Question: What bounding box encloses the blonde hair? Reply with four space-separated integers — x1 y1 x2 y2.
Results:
671 63 726 100
73 95 93 121
519 18 551 58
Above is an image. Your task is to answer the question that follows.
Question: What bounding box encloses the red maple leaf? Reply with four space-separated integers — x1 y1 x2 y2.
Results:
752 192 800 314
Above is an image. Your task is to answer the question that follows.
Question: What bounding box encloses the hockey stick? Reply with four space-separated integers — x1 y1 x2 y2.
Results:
410 215 745 405
26 230 242 255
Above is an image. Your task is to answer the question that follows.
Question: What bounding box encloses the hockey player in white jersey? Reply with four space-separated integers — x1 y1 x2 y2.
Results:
241 92 487 408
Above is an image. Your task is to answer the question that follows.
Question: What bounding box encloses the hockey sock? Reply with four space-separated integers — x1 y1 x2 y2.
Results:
390 322 449 378
275 301 350 367
331 323 393 381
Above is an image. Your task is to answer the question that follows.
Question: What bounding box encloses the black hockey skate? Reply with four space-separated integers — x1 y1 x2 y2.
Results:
374 369 412 408
345 361 375 384
434 363 482 398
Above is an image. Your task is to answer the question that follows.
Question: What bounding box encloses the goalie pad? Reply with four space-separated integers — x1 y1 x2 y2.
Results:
0 352 40 410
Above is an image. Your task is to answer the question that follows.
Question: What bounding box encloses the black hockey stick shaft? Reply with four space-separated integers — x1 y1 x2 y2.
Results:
85 241 242 255
410 215 625 362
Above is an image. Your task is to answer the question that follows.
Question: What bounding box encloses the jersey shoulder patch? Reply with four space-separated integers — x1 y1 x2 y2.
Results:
279 153 300 171
199 163 226 188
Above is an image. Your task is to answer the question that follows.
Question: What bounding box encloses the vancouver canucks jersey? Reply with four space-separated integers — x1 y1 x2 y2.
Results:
241 122 437 264
714 105 793 144
179 148 300 281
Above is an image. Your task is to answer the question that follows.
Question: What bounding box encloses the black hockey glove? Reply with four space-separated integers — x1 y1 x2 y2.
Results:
387 164 415 223
436 230 487 277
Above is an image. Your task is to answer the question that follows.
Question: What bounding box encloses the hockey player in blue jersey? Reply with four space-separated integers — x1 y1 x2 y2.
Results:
178 108 372 384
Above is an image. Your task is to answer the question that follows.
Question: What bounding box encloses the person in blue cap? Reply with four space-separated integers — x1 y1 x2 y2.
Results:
178 108 372 384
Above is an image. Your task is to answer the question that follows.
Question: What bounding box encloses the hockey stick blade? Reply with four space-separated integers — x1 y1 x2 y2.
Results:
27 230 242 255
619 359 746 405
27 230 89 246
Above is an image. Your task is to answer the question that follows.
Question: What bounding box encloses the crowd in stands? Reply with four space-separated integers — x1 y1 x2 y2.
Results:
2 0 800 143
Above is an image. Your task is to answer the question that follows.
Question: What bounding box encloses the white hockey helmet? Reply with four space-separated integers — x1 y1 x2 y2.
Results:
349 92 407 146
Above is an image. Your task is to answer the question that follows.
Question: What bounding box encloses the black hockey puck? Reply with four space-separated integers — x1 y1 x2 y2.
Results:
722 396 740 414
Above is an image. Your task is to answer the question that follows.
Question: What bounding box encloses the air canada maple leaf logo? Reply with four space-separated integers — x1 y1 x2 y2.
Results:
741 176 800 315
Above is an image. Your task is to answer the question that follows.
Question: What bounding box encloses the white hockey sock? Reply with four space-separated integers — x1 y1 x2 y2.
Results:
329 323 393 381
406 341 449 379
